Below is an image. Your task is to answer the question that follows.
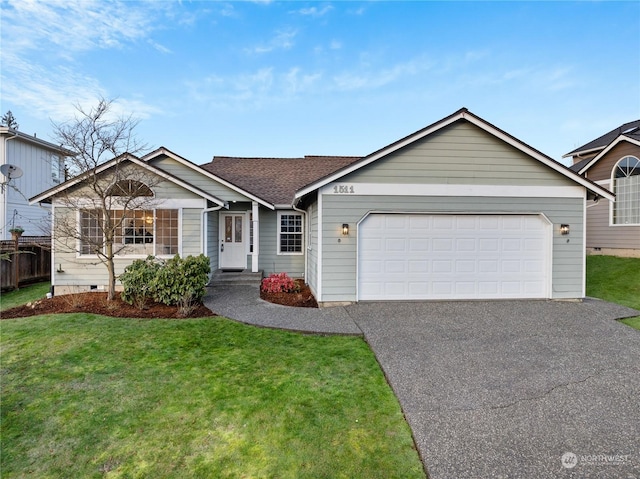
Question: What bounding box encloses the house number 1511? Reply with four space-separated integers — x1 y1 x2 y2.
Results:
333 185 355 194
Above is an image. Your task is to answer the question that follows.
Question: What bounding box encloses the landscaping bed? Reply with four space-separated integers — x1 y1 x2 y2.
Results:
1 292 213 319
260 280 318 308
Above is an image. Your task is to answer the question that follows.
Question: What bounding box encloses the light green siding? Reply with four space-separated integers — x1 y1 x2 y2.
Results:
343 122 576 187
181 209 202 256
207 210 219 272
257 209 305 277
307 201 319 296
150 156 250 202
319 194 584 302
52 205 204 291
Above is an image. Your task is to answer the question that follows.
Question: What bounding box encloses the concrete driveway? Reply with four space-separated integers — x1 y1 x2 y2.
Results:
205 287 640 478
347 300 640 479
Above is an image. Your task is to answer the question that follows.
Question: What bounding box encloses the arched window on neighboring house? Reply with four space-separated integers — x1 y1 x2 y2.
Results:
613 156 640 225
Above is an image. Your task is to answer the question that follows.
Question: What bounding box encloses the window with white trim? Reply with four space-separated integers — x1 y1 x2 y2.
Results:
613 156 640 225
278 212 303 254
79 209 179 256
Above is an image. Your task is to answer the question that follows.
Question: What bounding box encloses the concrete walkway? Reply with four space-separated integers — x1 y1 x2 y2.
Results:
204 286 640 478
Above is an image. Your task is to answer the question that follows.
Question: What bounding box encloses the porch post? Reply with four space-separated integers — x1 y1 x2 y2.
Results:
251 201 259 273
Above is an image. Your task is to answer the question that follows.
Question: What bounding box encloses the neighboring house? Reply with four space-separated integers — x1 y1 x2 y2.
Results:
1 127 72 239
31 108 613 303
565 120 640 257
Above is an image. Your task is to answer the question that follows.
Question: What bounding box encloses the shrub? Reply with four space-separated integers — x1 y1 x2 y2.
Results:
261 272 300 294
120 256 163 309
151 254 211 307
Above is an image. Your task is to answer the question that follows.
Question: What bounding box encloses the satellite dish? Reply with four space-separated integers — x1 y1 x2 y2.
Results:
0 164 23 179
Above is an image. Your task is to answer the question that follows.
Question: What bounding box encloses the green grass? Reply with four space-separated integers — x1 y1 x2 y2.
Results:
1 314 425 478
0 282 50 311
586 255 640 330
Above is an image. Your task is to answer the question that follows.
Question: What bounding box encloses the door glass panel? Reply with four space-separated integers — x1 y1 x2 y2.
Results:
225 216 232 242
235 216 243 243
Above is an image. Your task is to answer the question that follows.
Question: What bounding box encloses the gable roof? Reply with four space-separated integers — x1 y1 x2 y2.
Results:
294 108 614 203
30 153 226 206
563 120 640 158
200 155 362 206
572 134 640 176
143 147 277 209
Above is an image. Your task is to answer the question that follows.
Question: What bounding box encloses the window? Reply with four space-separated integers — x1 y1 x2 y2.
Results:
278 212 303 254
79 209 178 256
51 154 63 184
613 156 640 225
106 180 153 197
80 210 103 255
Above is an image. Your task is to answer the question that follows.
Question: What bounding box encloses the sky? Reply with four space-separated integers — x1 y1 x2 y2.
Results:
1 0 639 167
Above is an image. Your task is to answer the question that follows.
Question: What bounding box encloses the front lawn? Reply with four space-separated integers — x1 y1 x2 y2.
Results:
1 314 425 478
0 282 50 311
586 255 640 329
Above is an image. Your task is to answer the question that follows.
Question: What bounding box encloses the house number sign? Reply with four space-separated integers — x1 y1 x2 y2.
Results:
333 185 355 194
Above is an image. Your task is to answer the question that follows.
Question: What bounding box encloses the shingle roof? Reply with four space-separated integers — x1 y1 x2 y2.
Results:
564 120 640 157
200 155 362 205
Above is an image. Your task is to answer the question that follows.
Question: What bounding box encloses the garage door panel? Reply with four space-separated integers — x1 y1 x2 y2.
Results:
358 214 550 300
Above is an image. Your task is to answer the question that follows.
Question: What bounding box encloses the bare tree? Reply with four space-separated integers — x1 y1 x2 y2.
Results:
51 98 161 300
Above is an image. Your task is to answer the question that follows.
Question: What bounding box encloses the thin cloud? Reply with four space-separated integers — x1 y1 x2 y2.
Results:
1 0 158 55
295 5 334 17
333 56 434 91
247 28 297 54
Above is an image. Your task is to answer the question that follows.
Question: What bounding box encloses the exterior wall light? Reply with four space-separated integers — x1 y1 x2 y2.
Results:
560 224 570 235
342 224 349 236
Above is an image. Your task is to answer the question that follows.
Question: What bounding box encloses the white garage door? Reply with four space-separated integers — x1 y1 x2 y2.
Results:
358 214 550 300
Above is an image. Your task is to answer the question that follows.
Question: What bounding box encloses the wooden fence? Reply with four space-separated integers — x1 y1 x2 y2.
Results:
1 236 51 291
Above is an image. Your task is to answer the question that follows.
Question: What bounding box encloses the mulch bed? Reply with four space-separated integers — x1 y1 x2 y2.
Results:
2 281 319 319
260 281 318 308
1 292 214 319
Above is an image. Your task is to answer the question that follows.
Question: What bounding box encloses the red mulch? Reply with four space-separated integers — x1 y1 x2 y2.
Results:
1 292 214 319
260 281 318 308
2 281 318 319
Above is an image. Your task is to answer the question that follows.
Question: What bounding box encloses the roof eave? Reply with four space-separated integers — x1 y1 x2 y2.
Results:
146 147 276 210
577 135 640 176
295 108 614 203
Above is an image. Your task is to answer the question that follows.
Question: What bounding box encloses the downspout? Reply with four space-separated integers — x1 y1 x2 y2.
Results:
292 199 308 283
1 130 19 239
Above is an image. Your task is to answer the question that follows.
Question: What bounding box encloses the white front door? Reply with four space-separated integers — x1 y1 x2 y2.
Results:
219 212 247 270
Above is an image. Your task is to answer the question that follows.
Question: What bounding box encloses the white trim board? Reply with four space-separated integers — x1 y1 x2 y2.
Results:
295 108 615 203
321 183 586 198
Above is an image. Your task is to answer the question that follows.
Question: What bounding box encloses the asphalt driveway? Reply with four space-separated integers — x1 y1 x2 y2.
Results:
347 300 640 479
205 287 640 478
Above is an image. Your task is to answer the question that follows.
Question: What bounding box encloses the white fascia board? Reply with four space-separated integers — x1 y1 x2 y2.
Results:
295 109 614 203
561 145 604 159
30 154 226 207
461 114 615 202
30 154 132 204
294 112 464 200
577 135 640 175
145 148 275 210
321 183 586 198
